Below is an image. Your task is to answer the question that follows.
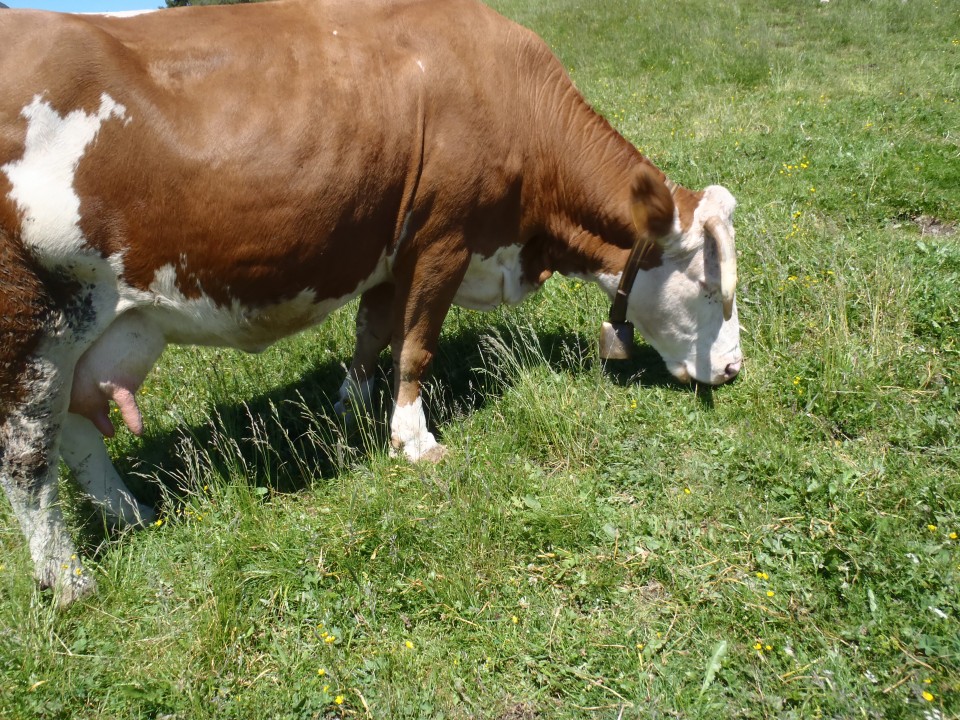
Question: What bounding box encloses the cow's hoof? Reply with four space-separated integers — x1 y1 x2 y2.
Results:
56 573 97 607
389 440 448 463
419 444 449 463
123 502 158 529
96 499 157 534
37 559 98 607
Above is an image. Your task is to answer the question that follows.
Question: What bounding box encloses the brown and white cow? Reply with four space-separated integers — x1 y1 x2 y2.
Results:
0 0 741 604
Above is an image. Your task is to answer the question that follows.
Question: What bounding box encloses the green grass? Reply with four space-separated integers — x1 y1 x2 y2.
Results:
2 0 959 717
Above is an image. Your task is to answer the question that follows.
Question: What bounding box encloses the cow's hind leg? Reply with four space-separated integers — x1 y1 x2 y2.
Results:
1 353 94 605
335 282 394 422
60 413 156 528
0 241 112 604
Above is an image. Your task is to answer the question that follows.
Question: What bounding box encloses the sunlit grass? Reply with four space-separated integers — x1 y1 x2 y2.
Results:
1 0 959 718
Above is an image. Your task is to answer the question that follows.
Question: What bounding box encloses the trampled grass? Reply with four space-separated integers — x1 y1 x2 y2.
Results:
1 0 959 718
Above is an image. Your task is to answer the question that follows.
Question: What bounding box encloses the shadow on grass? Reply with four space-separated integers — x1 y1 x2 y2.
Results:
72 320 697 546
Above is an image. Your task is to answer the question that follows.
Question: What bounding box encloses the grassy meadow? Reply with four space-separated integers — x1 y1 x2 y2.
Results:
2 0 959 717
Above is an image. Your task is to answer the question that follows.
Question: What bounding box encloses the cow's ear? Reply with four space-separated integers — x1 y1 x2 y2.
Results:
629 163 674 247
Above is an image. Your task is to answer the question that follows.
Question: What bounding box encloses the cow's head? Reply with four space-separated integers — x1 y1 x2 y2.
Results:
625 181 743 386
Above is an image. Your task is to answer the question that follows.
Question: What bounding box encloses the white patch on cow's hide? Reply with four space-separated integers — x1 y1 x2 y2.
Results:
591 272 621 298
454 246 533 310
390 398 440 462
1 94 127 272
142 256 390 352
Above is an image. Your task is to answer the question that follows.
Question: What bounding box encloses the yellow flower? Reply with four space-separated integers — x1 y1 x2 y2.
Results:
153 518 164 527
924 678 932 684
765 644 772 651
950 532 957 540
511 615 519 624
405 640 414 649
756 572 769 580
754 642 762 651
324 635 336 644
335 695 344 705
923 691 934 702
767 590 775 597
683 487 691 495
317 669 326 677
928 524 938 532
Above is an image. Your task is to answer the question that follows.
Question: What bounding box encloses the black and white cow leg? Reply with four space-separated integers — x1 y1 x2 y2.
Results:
0 356 95 605
60 413 156 529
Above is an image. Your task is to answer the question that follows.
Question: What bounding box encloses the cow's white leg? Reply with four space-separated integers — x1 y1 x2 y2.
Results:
60 413 156 527
390 396 442 461
334 283 394 421
0 355 95 605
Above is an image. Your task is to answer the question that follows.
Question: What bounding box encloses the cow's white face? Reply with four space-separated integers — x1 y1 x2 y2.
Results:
627 185 743 385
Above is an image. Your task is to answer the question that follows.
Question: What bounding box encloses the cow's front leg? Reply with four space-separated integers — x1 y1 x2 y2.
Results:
0 356 94 606
60 413 156 528
334 282 395 423
388 242 469 462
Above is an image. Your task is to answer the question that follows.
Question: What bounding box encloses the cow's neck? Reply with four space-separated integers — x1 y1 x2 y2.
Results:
523 65 666 294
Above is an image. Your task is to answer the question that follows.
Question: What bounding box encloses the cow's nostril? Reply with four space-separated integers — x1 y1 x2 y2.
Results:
725 360 742 379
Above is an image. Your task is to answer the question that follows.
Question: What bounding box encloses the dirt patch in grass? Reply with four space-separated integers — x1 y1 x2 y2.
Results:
496 702 539 720
914 215 957 237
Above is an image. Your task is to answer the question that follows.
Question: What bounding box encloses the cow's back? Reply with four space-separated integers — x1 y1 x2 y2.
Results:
1 1 480 310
